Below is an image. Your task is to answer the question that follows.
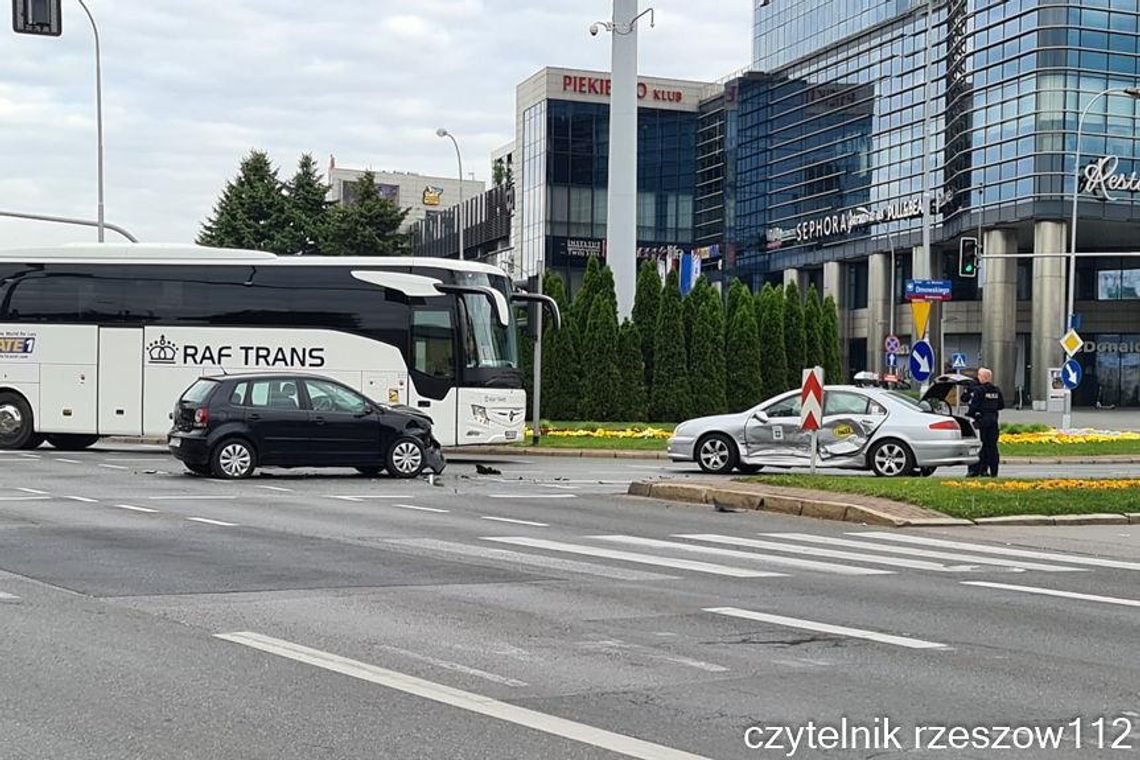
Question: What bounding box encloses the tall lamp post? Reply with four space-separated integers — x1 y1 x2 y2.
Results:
436 128 464 261
1065 86 1140 428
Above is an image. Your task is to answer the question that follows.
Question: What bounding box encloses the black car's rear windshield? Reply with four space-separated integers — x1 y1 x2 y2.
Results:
181 379 219 404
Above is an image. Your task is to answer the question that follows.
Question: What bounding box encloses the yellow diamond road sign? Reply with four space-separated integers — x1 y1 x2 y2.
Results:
1060 329 1083 357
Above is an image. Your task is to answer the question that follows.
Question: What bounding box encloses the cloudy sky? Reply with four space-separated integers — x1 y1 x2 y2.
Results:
0 1 752 247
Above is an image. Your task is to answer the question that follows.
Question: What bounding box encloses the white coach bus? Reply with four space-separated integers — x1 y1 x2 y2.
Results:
0 244 557 450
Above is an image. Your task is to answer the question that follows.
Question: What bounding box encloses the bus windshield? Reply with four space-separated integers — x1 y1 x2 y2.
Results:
457 273 518 369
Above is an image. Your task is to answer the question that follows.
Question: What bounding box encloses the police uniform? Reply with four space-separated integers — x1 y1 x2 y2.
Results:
959 381 981 476
968 382 1005 477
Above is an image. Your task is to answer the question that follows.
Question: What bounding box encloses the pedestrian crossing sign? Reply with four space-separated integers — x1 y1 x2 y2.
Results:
951 353 967 370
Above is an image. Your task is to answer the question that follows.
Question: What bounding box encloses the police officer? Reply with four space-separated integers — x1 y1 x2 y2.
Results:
968 367 1005 477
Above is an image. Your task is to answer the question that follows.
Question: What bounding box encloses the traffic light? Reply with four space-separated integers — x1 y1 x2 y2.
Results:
12 0 61 36
959 237 980 278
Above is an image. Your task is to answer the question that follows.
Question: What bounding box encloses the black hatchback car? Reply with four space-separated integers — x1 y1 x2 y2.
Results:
167 373 445 479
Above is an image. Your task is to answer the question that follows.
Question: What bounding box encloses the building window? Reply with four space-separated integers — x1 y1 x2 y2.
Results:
846 260 868 309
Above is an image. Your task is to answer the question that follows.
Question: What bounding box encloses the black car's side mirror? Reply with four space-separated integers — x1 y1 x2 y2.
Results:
355 406 376 418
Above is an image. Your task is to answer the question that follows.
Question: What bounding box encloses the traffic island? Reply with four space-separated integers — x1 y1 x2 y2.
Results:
628 476 1140 527
627 479 970 528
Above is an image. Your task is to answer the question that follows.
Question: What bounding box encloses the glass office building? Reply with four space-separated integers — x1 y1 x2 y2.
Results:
708 0 1140 407
513 68 709 297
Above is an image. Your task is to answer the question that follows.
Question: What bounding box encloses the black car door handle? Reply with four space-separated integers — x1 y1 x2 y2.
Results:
248 413 261 421
313 416 326 425
417 401 431 408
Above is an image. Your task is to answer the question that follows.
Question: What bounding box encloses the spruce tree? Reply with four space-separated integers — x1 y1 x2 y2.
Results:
632 261 662 389
803 284 825 371
320 171 410 256
650 270 691 422
517 312 534 402
574 257 603 337
726 278 750 330
725 297 764 412
197 149 289 252
580 272 620 420
540 271 581 420
280 153 331 256
689 294 727 417
784 281 807 384
758 283 789 398
615 320 648 421
822 295 844 385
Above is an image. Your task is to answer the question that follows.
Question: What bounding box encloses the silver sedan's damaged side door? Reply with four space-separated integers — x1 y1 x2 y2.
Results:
742 393 811 465
816 391 889 464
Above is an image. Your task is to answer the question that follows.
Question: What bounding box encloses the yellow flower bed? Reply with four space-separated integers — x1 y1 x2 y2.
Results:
525 426 672 440
1000 430 1140 445
944 478 1140 492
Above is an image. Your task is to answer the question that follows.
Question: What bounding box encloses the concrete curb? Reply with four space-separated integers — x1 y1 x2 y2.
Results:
626 480 972 528
447 446 668 459
627 480 1140 528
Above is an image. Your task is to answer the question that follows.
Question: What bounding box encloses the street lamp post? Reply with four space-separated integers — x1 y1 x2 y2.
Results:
1065 86 1140 428
436 128 464 261
76 0 104 242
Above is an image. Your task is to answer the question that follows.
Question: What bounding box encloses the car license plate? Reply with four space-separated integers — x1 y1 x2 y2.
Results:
168 437 181 448
505 430 517 441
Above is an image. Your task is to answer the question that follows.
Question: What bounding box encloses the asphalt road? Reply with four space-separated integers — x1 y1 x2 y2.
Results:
2 445 1139 759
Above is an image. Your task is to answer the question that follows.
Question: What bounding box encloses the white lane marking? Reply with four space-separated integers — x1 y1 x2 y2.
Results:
481 516 550 527
579 640 728 673
326 494 405 502
63 496 98 503
99 464 129 471
256 485 293 493
764 533 1087 573
598 535 891 577
187 517 238 527
149 495 236 501
0 592 19 601
962 581 1140 609
55 458 82 464
676 534 963 572
855 532 1140 572
16 453 40 459
0 496 50 501
394 504 450 513
216 631 713 760
114 504 159 513
705 607 949 650
16 488 49 495
488 494 577 500
484 537 785 578
390 539 676 582
369 642 528 687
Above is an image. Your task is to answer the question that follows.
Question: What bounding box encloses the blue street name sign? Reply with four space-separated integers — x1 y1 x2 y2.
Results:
910 340 936 382
905 279 954 301
1061 358 1083 390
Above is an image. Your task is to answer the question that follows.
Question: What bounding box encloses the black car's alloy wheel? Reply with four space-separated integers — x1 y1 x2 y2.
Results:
210 438 257 479
386 437 425 478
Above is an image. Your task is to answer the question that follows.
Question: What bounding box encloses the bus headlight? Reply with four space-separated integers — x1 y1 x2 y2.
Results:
471 404 489 424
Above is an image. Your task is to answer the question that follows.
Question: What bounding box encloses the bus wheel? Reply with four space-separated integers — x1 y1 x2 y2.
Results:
210 438 257 479
0 392 35 450
46 434 101 451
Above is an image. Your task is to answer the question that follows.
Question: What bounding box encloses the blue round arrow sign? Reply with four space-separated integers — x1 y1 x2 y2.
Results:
1061 358 1082 390
910 340 936 382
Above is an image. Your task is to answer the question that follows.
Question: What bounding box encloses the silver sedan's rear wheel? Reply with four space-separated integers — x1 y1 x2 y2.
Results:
695 433 738 475
869 440 915 477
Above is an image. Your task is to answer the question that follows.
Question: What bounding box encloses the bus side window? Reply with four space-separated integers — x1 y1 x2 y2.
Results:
412 310 455 379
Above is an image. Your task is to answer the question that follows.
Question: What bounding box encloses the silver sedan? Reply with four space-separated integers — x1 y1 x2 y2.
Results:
668 380 980 477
